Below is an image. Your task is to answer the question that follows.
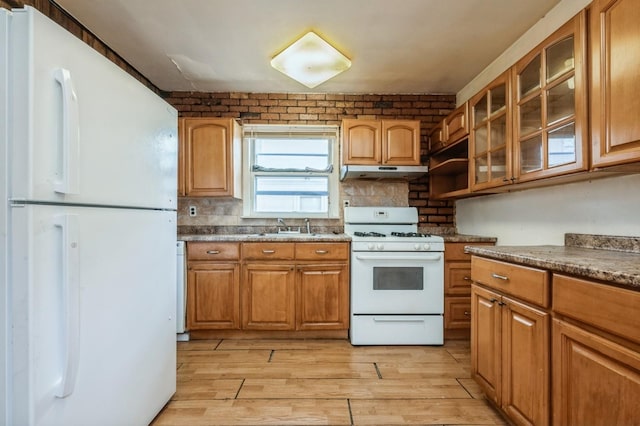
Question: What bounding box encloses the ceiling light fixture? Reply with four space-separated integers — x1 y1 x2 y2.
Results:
270 31 351 89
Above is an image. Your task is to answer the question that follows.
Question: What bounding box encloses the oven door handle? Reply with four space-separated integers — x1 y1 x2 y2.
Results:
373 317 427 323
354 254 442 261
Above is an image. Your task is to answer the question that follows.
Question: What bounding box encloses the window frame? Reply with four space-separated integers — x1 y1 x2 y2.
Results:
242 124 340 219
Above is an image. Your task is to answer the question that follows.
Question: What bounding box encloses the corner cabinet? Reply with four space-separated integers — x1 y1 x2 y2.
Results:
590 0 640 169
471 257 550 426
342 119 421 166
179 117 242 197
513 12 588 183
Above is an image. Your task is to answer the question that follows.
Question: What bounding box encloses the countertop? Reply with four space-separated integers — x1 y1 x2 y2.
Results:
465 233 640 290
179 233 351 242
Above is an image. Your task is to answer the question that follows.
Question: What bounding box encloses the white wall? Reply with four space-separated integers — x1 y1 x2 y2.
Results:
457 0 591 105
456 174 640 245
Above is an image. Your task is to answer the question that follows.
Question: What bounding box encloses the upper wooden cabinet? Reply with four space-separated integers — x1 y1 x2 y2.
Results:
342 119 421 166
429 103 469 154
513 12 588 183
469 70 513 191
178 117 242 197
590 0 640 168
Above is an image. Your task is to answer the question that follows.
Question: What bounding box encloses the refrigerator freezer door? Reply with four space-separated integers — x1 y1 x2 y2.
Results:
9 205 176 425
9 7 177 209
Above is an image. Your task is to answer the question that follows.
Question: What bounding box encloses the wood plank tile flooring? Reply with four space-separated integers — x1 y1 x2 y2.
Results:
151 339 506 425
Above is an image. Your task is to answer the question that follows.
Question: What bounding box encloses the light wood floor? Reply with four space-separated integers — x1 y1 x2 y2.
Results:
151 339 506 425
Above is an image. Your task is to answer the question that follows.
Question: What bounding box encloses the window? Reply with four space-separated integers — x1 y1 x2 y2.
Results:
242 125 340 218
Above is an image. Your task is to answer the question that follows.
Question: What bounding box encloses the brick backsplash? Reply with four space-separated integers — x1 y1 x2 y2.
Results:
165 91 457 227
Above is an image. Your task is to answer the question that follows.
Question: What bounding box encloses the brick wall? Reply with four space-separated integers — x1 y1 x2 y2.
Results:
165 91 457 226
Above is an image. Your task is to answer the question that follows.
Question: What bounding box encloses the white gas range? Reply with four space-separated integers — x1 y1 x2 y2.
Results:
345 207 445 345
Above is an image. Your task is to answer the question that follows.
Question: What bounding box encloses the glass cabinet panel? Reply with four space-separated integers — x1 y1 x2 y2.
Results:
475 156 488 183
546 36 574 82
520 96 542 136
547 77 575 125
520 135 543 174
475 94 488 124
490 149 507 180
491 84 507 113
520 54 541 97
475 127 488 154
491 115 507 150
548 122 576 167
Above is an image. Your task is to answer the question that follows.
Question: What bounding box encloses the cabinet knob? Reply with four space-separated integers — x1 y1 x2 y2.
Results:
489 298 498 304
502 177 509 182
463 276 471 281
464 311 471 316
206 250 220 255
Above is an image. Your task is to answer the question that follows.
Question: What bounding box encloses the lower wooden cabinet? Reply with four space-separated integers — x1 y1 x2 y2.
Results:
186 243 241 330
186 241 349 333
472 284 550 426
296 263 349 330
242 263 295 330
471 256 550 426
552 319 640 426
444 242 494 339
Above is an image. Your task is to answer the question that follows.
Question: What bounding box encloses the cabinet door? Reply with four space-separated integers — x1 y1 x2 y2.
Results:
429 119 446 153
178 118 186 196
342 119 382 165
445 103 469 144
513 13 588 183
183 118 232 196
296 263 349 330
187 263 240 330
501 297 550 426
471 285 502 404
591 0 640 168
553 319 640 426
242 263 295 330
382 120 421 165
470 71 513 191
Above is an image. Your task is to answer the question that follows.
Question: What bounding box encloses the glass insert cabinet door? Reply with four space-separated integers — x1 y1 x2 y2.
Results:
513 12 587 181
470 70 512 190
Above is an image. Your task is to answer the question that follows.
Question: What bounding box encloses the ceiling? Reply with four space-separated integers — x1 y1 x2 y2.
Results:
55 0 561 95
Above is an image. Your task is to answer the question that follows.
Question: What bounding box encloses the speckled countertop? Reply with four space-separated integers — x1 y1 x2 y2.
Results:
180 233 351 242
465 233 640 290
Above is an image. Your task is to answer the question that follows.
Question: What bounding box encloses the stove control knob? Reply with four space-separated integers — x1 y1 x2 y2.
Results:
367 243 376 250
376 243 384 250
414 244 422 251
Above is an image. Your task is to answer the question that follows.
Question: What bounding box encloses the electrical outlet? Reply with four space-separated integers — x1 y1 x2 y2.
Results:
189 206 197 217
343 200 350 208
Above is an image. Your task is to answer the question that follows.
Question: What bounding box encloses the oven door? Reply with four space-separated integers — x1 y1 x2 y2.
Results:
350 251 444 314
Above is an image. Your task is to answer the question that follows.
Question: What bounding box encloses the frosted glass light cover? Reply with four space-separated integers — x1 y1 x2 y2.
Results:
270 32 351 88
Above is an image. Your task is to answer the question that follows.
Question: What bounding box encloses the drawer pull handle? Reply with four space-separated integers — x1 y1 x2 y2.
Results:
464 311 470 316
463 276 471 281
491 273 509 281
262 250 276 254
206 250 220 255
315 250 329 254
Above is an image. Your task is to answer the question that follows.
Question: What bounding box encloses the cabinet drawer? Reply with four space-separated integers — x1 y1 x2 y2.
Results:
444 296 471 330
471 256 549 307
242 242 295 260
445 262 472 295
187 242 240 261
445 242 494 261
295 242 349 261
553 274 640 344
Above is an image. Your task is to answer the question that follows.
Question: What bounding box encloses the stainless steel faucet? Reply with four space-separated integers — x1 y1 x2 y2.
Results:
277 218 289 232
304 218 311 234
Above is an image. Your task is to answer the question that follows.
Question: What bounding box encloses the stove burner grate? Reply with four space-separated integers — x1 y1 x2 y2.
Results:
390 232 433 238
353 231 386 237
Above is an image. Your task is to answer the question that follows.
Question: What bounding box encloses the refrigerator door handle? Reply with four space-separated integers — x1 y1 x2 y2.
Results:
54 214 81 398
53 68 80 195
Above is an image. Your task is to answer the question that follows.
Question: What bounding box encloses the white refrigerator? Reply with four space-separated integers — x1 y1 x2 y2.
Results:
1 6 178 426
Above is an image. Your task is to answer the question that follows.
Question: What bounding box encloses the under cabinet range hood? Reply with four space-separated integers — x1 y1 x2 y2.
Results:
339 165 429 181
